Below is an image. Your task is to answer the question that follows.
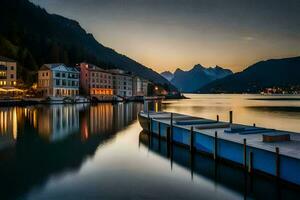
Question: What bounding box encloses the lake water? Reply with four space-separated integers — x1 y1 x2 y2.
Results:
0 94 300 200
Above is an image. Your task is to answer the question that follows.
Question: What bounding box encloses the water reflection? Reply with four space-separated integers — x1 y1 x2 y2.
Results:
139 131 300 200
144 100 162 113
0 95 300 200
0 103 143 200
163 94 300 132
0 107 24 149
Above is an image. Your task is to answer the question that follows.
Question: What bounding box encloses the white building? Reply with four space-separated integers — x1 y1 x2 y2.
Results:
37 64 79 97
109 69 133 97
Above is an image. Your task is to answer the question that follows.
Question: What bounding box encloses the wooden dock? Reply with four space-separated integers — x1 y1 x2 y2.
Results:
138 111 300 186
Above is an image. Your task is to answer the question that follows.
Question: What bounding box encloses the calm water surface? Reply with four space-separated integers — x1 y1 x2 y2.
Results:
0 94 300 200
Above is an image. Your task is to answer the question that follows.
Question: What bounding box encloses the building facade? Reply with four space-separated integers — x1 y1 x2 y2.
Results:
133 76 149 96
79 63 113 96
0 56 17 88
37 64 79 97
110 69 133 97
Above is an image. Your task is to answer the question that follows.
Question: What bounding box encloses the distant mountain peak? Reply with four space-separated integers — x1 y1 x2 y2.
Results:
160 71 174 81
193 64 204 69
161 70 172 74
161 64 233 93
173 68 183 74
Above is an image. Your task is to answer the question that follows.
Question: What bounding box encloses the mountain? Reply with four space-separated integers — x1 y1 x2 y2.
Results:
162 64 232 93
198 56 300 93
0 0 177 92
160 71 174 81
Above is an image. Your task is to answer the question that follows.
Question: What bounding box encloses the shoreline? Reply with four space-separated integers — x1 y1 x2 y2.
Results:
0 95 178 107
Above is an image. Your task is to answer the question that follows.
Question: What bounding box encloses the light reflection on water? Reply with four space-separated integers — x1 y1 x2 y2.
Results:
0 95 299 200
162 94 300 132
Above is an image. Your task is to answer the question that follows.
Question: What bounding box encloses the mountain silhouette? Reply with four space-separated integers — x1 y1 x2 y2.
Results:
199 56 300 93
161 64 232 92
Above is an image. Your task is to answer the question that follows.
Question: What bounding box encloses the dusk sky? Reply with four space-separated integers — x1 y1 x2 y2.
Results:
30 0 300 73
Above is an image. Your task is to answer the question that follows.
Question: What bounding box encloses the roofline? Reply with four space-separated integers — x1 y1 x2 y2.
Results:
40 63 79 72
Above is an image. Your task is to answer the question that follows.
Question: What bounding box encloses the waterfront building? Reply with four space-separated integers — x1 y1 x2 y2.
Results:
37 64 79 97
0 56 17 88
109 69 133 97
79 63 113 96
132 76 149 96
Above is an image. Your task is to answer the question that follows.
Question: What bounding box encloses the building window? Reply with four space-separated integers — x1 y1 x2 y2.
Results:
10 74 14 79
56 72 60 77
62 73 66 78
11 66 14 70
56 79 60 86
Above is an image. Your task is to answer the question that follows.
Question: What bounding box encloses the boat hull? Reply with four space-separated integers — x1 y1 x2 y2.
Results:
138 112 149 132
